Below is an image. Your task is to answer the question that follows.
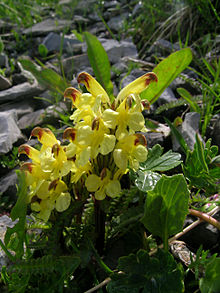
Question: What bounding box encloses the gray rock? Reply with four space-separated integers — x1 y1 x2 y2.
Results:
23 18 73 36
0 111 22 154
62 54 90 77
42 32 82 54
0 80 44 103
18 109 45 130
0 53 9 68
143 132 165 148
104 0 120 9
148 39 180 56
0 74 12 90
156 87 177 106
107 13 129 32
18 102 69 130
0 215 18 270
89 22 108 35
211 115 220 149
170 72 201 95
172 112 202 152
0 170 17 196
97 38 138 64
0 100 33 119
12 73 28 85
132 2 143 17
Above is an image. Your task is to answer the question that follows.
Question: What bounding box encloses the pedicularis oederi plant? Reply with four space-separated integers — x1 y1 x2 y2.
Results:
3 50 219 293
18 71 157 222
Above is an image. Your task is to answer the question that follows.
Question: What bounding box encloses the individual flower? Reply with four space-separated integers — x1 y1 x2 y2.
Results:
76 117 116 159
103 94 146 140
31 179 71 221
113 133 148 171
85 168 121 200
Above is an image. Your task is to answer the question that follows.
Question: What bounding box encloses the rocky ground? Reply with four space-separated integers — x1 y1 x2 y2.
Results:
0 0 219 272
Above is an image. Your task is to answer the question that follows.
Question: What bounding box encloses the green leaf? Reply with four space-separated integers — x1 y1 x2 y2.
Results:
19 58 69 94
107 249 184 293
84 31 114 99
177 87 200 112
141 144 182 171
141 174 189 242
4 171 28 258
140 48 193 104
72 29 84 42
38 44 48 58
199 258 220 293
130 169 161 192
195 133 209 173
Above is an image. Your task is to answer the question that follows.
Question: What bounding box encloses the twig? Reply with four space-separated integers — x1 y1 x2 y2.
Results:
84 277 111 293
189 208 220 230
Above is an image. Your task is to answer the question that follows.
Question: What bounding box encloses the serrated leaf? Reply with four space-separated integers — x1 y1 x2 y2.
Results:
84 32 114 99
140 48 192 104
199 258 220 293
107 249 184 293
130 169 161 192
141 144 182 171
141 174 189 241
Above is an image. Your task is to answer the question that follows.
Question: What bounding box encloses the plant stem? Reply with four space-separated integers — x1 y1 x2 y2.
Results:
88 238 113 275
94 199 106 254
189 208 220 230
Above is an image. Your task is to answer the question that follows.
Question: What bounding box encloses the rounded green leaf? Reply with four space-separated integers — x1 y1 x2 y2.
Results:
141 174 190 240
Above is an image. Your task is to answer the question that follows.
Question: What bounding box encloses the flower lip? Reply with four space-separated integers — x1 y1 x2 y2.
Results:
134 133 147 146
64 87 81 103
63 127 77 142
20 162 34 173
77 72 90 88
18 144 30 155
144 72 158 85
52 143 60 156
31 127 43 139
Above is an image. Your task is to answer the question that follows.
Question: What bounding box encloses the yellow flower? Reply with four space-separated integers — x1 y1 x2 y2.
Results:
31 127 59 148
103 95 146 140
31 179 71 221
113 134 148 171
76 118 116 159
85 168 121 200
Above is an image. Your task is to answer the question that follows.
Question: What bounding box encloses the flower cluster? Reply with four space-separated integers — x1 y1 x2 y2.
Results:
19 72 157 221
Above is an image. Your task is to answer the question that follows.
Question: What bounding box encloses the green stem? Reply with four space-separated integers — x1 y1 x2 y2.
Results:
0 239 16 262
88 238 113 275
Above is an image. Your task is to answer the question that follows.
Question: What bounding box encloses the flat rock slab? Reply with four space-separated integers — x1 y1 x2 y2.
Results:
0 81 44 103
23 18 73 36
